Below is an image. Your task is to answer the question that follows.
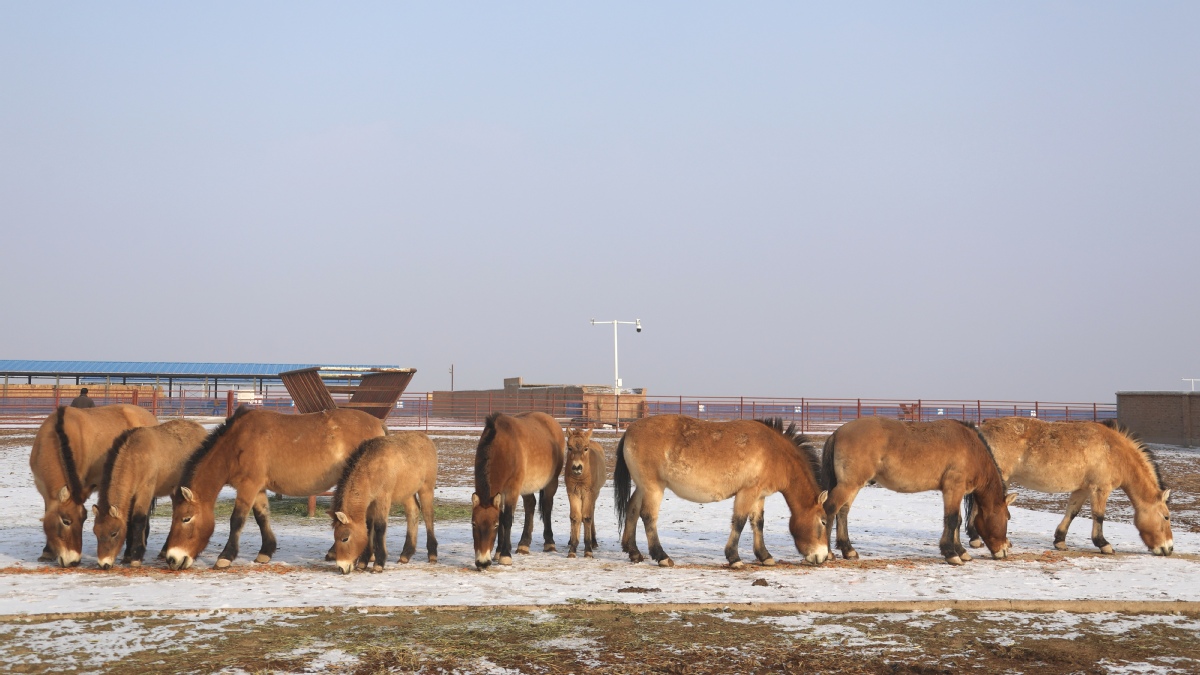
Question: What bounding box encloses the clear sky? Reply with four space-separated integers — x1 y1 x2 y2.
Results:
1 3 1197 402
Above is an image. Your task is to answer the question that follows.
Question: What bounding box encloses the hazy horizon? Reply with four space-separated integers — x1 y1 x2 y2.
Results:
2 3 1197 402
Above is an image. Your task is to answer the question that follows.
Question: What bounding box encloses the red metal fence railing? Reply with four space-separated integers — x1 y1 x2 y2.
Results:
0 389 1117 433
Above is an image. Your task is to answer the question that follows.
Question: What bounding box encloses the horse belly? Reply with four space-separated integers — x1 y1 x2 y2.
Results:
668 481 730 504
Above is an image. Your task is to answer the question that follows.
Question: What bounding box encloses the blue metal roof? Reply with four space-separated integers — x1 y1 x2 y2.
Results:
0 360 402 378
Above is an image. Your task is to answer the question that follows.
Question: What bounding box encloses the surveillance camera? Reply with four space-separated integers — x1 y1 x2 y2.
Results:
635 319 642 333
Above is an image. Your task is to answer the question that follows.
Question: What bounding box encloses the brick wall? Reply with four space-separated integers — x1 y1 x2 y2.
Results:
1116 392 1200 446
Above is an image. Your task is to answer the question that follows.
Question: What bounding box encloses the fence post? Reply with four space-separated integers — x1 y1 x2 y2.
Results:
856 398 861 419
1035 401 1039 418
740 396 744 420
977 400 981 423
152 387 159 416
226 390 235 418
1093 403 1097 422
131 389 138 406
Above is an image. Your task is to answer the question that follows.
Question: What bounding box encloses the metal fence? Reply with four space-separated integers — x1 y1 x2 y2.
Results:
0 388 1116 433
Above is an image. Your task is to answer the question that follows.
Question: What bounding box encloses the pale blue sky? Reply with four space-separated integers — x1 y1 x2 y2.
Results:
1 3 1197 401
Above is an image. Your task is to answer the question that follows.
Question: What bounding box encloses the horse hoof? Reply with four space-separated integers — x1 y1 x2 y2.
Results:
398 556 411 564
567 552 577 559
37 552 54 563
544 544 556 553
959 552 973 562
584 551 594 559
356 562 368 571
499 556 513 566
1054 541 1069 551
969 539 984 549
254 554 271 564
427 556 437 564
946 556 964 566
370 566 384 574
516 546 530 555
129 560 141 568
729 560 745 570
843 550 859 560
214 558 232 570
629 553 644 563
1100 545 1115 555
659 558 674 568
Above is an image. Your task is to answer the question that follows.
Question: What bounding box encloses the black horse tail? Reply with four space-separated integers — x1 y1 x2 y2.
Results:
613 433 631 535
820 431 838 492
538 486 553 524
54 406 84 501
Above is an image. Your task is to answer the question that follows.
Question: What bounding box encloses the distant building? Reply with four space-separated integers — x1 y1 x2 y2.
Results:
432 377 647 426
1117 391 1200 447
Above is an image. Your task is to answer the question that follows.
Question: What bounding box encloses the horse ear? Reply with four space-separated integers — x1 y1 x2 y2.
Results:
583 430 593 442
1005 493 1018 506
817 490 828 506
493 493 504 509
109 505 121 519
471 493 480 508
91 504 99 517
334 511 350 525
1163 489 1171 503
57 486 71 503
180 486 196 503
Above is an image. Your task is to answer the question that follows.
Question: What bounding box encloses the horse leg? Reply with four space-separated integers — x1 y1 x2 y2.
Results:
127 508 151 566
497 500 516 565
541 479 559 552
826 484 861 560
639 488 673 567
1090 486 1115 554
724 492 754 568
215 492 256 569
940 488 968 565
1054 489 1088 551
750 497 774 566
371 514 389 573
416 487 437 563
621 488 646 563
516 493 537 554
583 489 598 557
357 509 377 571
398 495 418 564
251 491 277 564
567 490 583 558
965 497 983 549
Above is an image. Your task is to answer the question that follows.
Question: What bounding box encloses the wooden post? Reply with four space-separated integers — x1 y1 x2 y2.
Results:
226 390 235 418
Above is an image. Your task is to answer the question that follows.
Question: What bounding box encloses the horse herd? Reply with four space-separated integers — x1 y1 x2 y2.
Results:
28 404 1175 574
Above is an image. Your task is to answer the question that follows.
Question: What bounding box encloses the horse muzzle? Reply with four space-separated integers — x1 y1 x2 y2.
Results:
804 545 830 566
337 561 353 575
1153 540 1174 556
475 556 492 571
571 464 584 476
165 548 193 570
57 550 81 568
97 557 114 571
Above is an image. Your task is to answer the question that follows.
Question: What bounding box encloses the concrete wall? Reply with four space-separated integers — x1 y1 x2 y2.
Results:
1116 392 1200 446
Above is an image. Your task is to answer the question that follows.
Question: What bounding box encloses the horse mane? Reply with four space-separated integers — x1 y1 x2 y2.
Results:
96 428 138 514
1101 419 1166 493
54 406 85 502
755 417 821 483
950 419 1007 498
474 412 503 499
179 405 251 488
332 437 380 513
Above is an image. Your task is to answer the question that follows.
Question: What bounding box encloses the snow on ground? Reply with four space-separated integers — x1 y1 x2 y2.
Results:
1 436 1198 616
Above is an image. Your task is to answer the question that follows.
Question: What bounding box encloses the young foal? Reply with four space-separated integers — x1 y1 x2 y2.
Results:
330 432 438 574
165 407 386 570
822 417 1014 565
29 404 158 567
615 416 829 567
93 419 208 569
564 428 606 559
969 418 1173 556
471 412 564 570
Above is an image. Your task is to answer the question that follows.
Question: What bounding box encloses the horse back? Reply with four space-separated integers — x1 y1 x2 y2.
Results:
478 412 564 498
30 405 159 500
833 417 992 493
985 417 1133 492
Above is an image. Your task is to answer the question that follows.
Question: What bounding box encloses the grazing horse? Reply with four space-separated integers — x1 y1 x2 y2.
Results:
29 405 158 567
614 415 830 568
564 428 606 559
330 432 438 574
164 407 386 570
821 417 1014 565
92 419 207 569
967 418 1173 556
470 412 564 570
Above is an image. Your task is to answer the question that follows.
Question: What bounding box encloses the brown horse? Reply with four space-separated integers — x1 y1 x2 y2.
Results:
330 432 438 574
92 419 208 569
821 417 1015 565
164 407 386 570
614 416 830 568
29 404 158 567
470 412 564 570
967 418 1173 556
564 428 606 559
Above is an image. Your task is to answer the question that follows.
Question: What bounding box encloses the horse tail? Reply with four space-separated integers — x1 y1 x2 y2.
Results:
538 486 553 524
820 431 838 492
613 433 631 535
54 406 84 501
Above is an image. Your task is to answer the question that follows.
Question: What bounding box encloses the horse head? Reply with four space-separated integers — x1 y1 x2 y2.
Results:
92 504 127 570
470 492 504 569
973 491 1017 558
330 510 368 574
164 486 214 570
566 429 595 478
42 486 85 568
788 489 830 565
1135 489 1173 556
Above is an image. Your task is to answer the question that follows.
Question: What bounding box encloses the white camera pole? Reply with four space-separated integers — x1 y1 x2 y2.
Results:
591 319 641 393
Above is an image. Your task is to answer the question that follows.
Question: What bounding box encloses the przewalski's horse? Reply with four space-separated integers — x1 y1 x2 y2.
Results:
165 407 386 570
967 417 1173 556
92 419 207 569
471 412 564 570
29 404 158 567
614 415 830 568
822 417 1014 565
330 432 438 574
564 428 606 559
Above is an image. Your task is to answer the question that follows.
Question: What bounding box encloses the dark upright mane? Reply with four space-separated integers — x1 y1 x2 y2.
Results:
54 406 85 501
332 437 381 513
474 412 503 500
96 428 138 514
755 417 821 483
179 405 251 488
1101 419 1166 492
